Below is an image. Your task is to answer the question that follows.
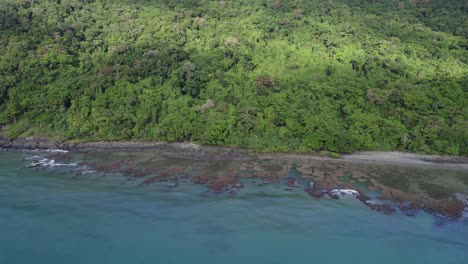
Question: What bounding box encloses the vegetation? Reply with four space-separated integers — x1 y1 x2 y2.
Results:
0 0 467 154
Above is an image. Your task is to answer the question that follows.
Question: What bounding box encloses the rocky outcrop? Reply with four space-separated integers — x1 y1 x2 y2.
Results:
0 136 68 150
304 183 325 199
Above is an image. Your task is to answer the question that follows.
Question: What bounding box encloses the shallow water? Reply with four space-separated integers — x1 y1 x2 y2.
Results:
0 151 467 264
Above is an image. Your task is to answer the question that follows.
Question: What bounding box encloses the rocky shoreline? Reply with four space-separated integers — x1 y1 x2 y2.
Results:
1 136 467 165
0 136 253 161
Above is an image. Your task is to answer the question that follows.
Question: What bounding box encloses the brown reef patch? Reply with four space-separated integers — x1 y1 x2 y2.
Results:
424 198 465 219
208 175 243 192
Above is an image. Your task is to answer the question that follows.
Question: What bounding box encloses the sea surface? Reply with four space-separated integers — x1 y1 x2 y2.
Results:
0 151 467 264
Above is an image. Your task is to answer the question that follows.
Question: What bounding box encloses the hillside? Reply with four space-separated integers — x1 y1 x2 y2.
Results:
0 0 467 154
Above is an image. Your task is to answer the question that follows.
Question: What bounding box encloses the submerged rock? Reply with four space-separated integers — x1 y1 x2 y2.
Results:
208 176 243 193
192 170 213 184
257 179 270 186
142 173 168 185
366 202 396 214
287 179 301 188
166 181 179 188
400 202 421 217
327 192 340 200
304 183 325 199
425 198 465 219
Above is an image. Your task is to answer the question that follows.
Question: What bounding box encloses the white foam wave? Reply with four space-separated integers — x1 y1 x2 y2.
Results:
330 189 359 196
26 149 69 153
46 149 69 153
39 149 69 153
78 169 96 175
28 159 78 168
462 207 468 220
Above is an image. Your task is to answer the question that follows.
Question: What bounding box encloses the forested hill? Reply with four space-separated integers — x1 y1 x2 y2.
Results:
0 0 467 154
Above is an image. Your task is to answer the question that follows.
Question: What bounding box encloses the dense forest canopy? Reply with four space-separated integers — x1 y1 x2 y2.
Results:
0 0 467 154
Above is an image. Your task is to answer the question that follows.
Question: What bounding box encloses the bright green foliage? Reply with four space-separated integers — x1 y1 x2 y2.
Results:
0 0 467 154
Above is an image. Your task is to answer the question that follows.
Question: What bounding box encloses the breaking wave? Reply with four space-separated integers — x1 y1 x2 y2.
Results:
28 149 69 153
28 158 78 168
330 189 359 196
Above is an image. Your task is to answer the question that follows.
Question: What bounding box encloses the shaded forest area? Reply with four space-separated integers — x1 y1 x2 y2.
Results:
0 0 467 154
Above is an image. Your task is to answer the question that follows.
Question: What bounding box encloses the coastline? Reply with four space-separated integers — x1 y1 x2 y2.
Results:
0 136 252 161
3 136 467 219
1 136 467 167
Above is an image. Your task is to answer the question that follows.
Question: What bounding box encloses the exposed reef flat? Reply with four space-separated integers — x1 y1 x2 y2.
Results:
3 136 467 219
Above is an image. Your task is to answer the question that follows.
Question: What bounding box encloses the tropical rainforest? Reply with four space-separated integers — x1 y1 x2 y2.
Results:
0 0 467 154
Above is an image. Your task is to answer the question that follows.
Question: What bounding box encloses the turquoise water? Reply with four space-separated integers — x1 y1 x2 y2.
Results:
0 151 467 264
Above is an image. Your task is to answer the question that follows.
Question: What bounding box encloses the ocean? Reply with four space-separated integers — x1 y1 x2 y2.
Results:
0 151 467 264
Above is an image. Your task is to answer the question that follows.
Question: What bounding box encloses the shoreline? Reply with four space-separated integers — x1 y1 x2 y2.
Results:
1 136 467 167
3 136 467 219
0 136 253 161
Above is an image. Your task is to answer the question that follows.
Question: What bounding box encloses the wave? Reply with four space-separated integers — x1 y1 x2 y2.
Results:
330 189 359 196
28 158 78 168
28 149 69 153
76 168 97 175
